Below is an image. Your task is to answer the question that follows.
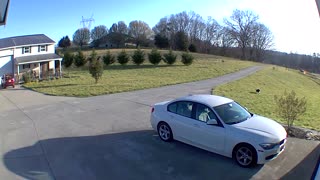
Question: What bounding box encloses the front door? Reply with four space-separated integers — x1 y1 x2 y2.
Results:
41 62 49 78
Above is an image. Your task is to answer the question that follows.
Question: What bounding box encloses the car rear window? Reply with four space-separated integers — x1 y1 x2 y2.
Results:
168 102 177 113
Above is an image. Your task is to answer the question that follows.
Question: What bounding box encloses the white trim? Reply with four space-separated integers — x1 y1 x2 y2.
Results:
0 43 55 51
17 58 62 65
0 54 12 58
0 47 14 51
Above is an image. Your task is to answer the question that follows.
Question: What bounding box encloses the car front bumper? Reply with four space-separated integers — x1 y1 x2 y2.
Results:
256 139 286 164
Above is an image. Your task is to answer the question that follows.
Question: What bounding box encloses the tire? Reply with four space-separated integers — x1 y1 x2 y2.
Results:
157 122 173 142
234 144 257 168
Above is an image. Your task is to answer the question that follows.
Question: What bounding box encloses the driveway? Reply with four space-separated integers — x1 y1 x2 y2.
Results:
0 66 319 180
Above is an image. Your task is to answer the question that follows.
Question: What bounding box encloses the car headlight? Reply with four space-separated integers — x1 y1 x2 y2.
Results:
259 143 277 150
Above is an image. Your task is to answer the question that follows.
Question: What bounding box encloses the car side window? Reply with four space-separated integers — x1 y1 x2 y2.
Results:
176 101 193 118
168 102 177 113
196 104 217 123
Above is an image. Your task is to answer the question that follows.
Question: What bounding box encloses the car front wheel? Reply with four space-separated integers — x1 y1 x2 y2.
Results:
157 122 173 142
234 144 257 168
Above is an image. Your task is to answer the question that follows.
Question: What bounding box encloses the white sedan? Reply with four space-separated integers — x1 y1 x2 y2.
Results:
150 94 287 168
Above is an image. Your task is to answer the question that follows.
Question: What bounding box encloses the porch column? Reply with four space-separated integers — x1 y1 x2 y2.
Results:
17 65 20 82
59 60 62 78
53 60 56 77
38 62 41 79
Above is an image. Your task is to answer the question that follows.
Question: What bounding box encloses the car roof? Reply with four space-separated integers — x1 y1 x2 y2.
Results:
173 94 234 107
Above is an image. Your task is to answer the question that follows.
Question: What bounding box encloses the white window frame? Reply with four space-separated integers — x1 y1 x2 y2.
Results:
24 46 31 53
40 45 46 52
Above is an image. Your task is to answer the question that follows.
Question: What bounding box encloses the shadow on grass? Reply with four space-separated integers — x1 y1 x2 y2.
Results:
3 130 262 180
23 84 79 90
105 64 183 71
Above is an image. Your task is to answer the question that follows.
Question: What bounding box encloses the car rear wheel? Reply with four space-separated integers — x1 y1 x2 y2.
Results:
157 122 173 142
234 144 257 168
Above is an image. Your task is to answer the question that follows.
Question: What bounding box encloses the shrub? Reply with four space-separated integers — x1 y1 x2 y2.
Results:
103 51 115 66
117 50 130 65
22 71 32 83
148 49 162 65
63 51 74 68
74 50 87 67
274 90 307 131
181 52 194 65
188 44 197 52
88 50 103 83
132 48 145 65
163 50 177 65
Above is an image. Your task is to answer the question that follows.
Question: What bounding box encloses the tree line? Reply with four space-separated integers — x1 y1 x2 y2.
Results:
58 9 320 73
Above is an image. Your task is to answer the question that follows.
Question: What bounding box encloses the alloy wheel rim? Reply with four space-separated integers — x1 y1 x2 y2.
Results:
159 125 170 140
236 147 253 166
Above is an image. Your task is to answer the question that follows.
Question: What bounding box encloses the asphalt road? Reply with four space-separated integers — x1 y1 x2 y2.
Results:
0 65 319 180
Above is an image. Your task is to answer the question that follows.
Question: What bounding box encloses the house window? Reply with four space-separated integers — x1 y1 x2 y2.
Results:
22 64 30 69
23 46 31 54
40 45 47 52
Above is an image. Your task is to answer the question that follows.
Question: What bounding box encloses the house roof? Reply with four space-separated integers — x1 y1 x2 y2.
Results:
15 53 62 64
0 34 55 50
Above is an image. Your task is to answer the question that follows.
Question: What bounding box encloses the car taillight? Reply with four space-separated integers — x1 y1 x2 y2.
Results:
151 107 154 113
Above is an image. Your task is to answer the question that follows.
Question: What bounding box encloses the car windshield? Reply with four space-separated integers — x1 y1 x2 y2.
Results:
213 101 251 125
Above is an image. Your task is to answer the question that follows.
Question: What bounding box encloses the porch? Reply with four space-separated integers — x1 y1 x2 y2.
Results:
14 54 63 83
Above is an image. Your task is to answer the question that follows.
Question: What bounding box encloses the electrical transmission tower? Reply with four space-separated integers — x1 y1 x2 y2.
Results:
80 15 94 29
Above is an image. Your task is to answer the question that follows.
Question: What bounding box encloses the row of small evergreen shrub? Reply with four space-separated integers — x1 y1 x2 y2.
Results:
63 49 194 68
103 49 194 66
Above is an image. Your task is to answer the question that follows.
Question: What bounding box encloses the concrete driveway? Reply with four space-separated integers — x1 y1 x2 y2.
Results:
0 66 319 180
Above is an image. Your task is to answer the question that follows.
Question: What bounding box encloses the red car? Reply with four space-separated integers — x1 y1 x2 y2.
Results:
1 74 15 89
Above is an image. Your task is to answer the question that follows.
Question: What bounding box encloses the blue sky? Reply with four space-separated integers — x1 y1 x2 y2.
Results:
0 0 319 55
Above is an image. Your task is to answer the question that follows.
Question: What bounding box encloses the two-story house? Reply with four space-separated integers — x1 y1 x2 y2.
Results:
0 34 62 83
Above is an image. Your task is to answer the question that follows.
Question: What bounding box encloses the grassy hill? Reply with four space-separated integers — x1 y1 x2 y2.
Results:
214 66 320 131
24 50 255 97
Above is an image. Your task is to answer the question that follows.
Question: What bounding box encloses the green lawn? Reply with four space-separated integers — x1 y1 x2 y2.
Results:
213 66 320 131
23 53 255 97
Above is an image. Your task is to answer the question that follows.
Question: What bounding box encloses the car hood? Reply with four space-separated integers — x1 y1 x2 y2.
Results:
232 115 287 140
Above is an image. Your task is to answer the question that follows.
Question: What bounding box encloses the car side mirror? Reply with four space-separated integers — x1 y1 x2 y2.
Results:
207 119 218 125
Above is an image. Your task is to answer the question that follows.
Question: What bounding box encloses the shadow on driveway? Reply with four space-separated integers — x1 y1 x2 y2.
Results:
282 143 320 180
3 130 262 180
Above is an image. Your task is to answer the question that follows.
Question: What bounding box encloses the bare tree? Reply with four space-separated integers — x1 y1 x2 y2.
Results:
117 21 128 34
224 9 259 60
153 17 174 48
217 27 235 56
189 11 204 43
107 21 129 48
73 28 90 47
128 20 153 47
204 17 220 45
109 23 118 33
250 23 274 61
153 17 169 35
91 25 108 47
